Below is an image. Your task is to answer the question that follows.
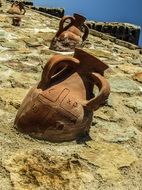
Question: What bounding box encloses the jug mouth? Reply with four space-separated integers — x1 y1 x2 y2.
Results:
74 48 109 74
73 13 86 22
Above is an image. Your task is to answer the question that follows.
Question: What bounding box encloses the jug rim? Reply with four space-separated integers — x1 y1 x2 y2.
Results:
73 13 86 22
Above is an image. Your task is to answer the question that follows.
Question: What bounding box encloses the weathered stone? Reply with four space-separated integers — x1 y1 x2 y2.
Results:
105 93 115 107
32 6 65 18
91 121 141 142
79 142 137 180
94 106 123 122
85 48 112 58
0 165 12 190
124 97 142 112
132 58 142 66
7 0 33 6
0 66 39 88
0 88 28 111
1 40 25 50
0 2 142 190
118 64 142 74
109 75 141 94
4 150 97 190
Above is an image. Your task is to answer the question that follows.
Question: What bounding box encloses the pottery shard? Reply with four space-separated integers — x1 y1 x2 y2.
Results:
133 72 142 83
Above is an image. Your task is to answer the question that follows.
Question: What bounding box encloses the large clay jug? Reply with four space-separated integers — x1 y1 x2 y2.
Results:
50 13 89 52
14 48 110 142
7 2 26 15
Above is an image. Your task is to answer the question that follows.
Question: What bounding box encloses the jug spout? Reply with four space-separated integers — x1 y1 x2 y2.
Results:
74 48 109 75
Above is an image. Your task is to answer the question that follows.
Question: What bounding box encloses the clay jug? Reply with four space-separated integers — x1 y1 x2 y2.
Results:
12 16 21 26
50 13 89 52
14 48 110 142
7 2 26 15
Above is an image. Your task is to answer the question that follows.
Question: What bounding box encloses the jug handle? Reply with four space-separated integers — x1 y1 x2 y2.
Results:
18 2 26 15
21 7 26 15
85 73 110 111
59 16 75 31
82 24 89 41
38 55 80 88
11 2 15 7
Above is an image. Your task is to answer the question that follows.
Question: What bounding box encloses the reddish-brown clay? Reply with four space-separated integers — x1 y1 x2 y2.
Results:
14 48 110 142
12 16 21 26
7 2 26 15
50 13 89 52
133 72 142 83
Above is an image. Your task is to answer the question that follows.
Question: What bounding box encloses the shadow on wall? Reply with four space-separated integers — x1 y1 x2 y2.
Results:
139 31 142 46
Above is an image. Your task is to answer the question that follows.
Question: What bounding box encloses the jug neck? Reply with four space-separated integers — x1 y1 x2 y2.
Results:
73 13 86 26
74 48 109 75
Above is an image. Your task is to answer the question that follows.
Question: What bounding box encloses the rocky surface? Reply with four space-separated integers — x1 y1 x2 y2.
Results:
0 2 142 190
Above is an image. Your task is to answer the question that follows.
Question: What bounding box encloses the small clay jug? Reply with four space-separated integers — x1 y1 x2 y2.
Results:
12 16 21 26
50 13 89 52
14 48 110 142
7 1 26 15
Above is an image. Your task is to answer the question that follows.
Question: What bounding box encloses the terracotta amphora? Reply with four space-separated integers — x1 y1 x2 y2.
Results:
7 1 26 15
14 48 110 142
50 13 89 52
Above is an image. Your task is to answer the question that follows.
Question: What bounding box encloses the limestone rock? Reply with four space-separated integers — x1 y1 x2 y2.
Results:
124 97 142 112
91 121 141 142
0 2 142 190
4 150 96 190
132 58 142 66
0 88 28 111
109 75 141 94
118 64 142 74
79 142 137 181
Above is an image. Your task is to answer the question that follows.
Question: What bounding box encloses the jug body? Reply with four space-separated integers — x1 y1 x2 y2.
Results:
14 49 110 142
15 74 93 142
58 25 82 43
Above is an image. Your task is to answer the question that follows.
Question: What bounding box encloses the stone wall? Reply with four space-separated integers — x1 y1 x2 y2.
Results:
31 6 64 18
90 29 141 50
6 0 33 6
86 21 141 45
1 3 142 190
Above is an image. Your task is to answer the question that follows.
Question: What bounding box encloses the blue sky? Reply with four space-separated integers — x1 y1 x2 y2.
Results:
33 0 142 46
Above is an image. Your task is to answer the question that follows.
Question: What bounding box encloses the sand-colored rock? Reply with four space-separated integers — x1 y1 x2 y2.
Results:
5 150 96 190
79 141 137 181
0 2 142 190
